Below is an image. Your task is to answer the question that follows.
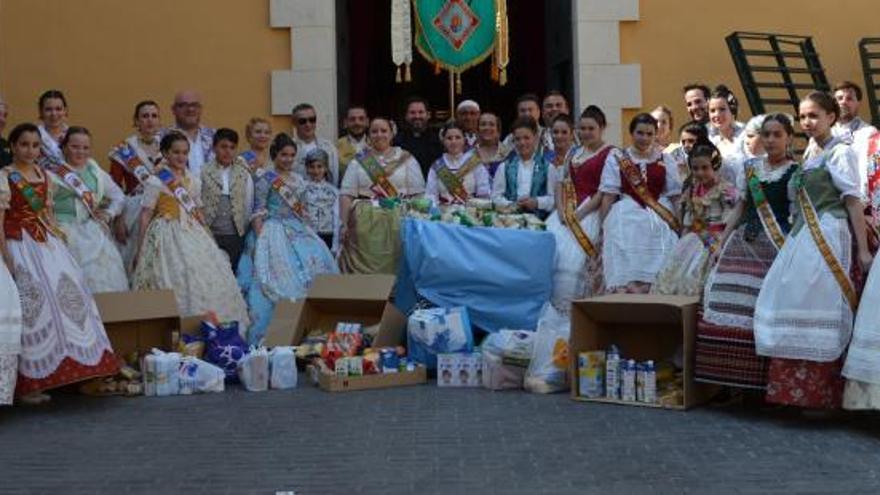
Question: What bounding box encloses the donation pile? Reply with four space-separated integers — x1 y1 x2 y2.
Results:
578 345 683 406
301 322 420 381
403 198 546 231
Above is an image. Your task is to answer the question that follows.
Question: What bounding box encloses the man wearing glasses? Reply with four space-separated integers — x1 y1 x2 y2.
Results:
291 103 339 185
165 90 215 177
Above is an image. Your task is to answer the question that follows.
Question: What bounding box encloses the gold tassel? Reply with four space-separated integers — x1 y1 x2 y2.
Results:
434 62 441 75
405 63 412 82
490 53 499 81
494 0 509 87
500 67 507 86
455 72 462 94
396 66 402 83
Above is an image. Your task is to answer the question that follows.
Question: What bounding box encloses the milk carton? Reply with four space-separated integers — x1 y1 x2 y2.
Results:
642 360 657 404
437 354 457 386
621 359 637 402
605 345 621 399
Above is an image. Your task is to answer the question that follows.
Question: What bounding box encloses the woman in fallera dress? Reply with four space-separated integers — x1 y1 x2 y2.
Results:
0 123 118 405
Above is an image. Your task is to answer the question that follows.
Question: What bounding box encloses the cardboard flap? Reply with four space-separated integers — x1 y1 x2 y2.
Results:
94 290 180 323
307 274 396 302
574 294 699 324
263 300 306 347
374 304 408 347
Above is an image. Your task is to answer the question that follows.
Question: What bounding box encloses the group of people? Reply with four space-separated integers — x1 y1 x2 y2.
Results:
2 78 880 413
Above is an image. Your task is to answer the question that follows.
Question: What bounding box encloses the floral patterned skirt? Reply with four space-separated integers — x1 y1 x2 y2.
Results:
0 260 22 405
7 232 118 397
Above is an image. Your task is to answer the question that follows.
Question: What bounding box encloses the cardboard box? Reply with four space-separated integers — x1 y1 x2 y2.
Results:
263 274 406 348
94 290 180 357
437 353 482 387
569 294 717 410
311 365 428 392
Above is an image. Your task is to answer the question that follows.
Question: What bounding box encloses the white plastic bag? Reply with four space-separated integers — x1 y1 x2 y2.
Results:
269 346 298 390
143 349 181 397
480 330 535 390
525 304 571 394
179 356 225 394
237 346 269 392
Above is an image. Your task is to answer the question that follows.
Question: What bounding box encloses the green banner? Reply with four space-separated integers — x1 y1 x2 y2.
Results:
413 0 497 72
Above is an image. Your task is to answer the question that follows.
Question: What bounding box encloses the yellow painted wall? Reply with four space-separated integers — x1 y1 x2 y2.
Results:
0 0 290 161
620 0 877 136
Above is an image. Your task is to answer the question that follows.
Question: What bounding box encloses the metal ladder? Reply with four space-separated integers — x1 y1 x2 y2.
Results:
859 38 880 127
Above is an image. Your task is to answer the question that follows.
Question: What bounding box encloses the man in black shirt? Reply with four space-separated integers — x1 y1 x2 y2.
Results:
0 98 10 167
393 96 443 178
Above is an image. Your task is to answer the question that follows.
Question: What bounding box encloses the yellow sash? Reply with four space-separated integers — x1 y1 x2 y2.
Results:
617 151 681 232
561 179 598 258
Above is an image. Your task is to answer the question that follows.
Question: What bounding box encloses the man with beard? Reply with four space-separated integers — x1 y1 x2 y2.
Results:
682 83 710 125
394 96 442 177
832 81 876 143
337 105 369 182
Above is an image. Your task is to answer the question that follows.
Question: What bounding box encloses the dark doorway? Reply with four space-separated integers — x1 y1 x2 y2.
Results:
336 0 573 135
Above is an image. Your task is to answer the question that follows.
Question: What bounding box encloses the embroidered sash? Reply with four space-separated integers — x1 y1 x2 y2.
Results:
745 162 787 251
617 151 680 232
561 179 598 258
156 168 205 224
239 150 262 173
262 170 306 219
435 152 483 203
690 218 721 254
110 139 155 187
7 170 66 240
357 149 408 198
51 163 99 213
796 184 859 311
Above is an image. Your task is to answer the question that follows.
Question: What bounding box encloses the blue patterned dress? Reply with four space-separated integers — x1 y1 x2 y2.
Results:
237 171 338 345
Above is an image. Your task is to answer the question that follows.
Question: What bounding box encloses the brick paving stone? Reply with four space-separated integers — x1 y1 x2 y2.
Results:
0 385 879 494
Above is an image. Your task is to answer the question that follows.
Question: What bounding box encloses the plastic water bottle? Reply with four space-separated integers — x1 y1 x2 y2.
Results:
621 359 637 402
642 360 657 404
605 345 621 399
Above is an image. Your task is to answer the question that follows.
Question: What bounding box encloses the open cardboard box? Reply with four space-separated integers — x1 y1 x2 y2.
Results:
569 294 718 410
263 274 407 348
263 274 422 392
94 290 179 358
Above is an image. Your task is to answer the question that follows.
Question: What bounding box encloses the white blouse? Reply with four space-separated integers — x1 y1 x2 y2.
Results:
795 137 861 201
340 147 425 198
425 151 491 205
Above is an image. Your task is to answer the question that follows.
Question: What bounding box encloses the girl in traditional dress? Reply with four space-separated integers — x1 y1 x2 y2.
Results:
474 112 509 179
109 101 163 273
547 114 576 170
754 92 871 409
670 121 711 183
425 123 491 206
36 90 69 169
132 131 250 331
708 85 745 159
491 117 558 218
240 117 273 174
302 148 341 251
52 126 128 293
653 143 737 296
844 128 880 410
651 105 676 153
339 117 425 274
546 105 613 309
0 208 22 406
696 114 797 390
0 123 118 405
599 113 681 293
239 134 338 345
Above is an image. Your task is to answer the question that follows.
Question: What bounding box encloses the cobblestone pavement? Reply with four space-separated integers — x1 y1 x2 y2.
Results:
1 384 879 494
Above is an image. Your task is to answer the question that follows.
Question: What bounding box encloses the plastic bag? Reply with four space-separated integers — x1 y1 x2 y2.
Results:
202 320 248 383
143 349 181 397
480 330 535 391
481 351 526 390
269 346 298 390
238 346 269 392
407 307 474 370
525 304 571 394
178 356 225 394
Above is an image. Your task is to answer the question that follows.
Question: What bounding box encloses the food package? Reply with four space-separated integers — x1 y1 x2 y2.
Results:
482 330 535 368
407 307 474 370
269 346 298 390
237 346 270 392
143 349 182 397
178 356 225 394
481 350 527 391
177 333 206 358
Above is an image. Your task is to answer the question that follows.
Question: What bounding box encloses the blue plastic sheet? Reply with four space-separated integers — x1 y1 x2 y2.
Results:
395 218 555 333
